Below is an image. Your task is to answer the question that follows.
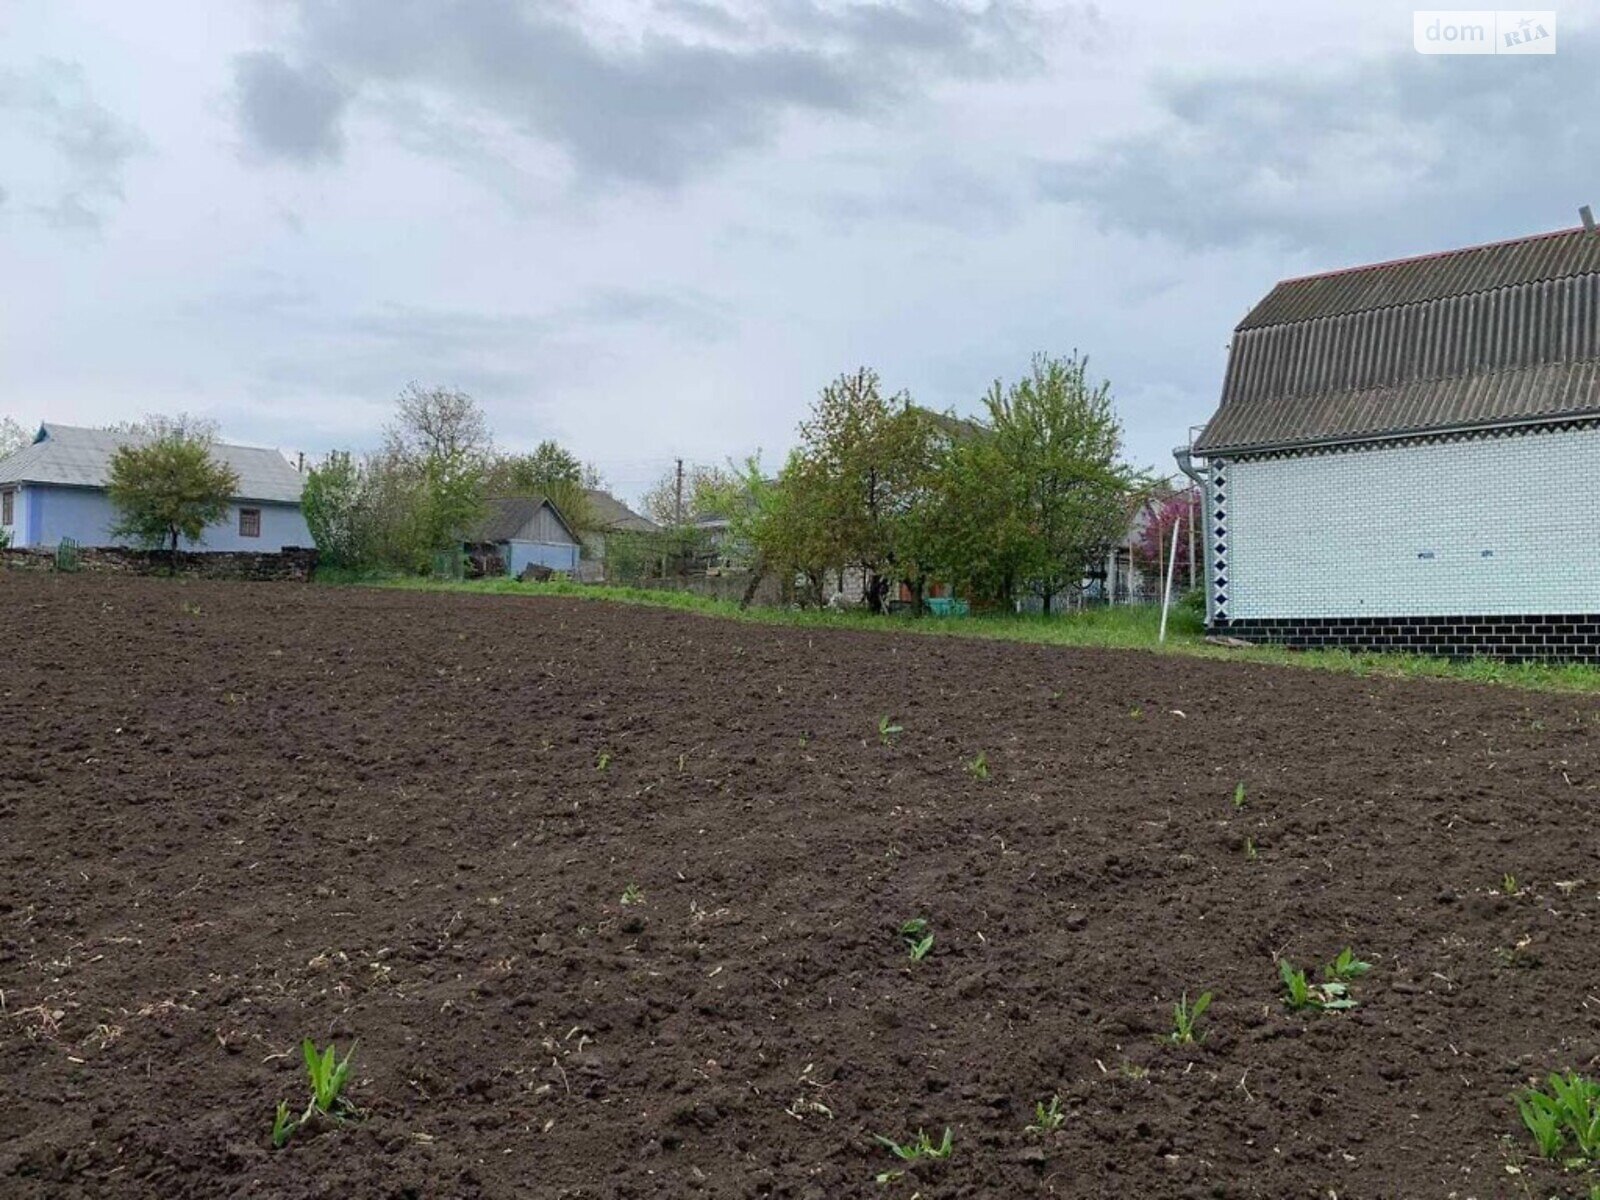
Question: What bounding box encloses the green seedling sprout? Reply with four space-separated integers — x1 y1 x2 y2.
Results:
874 1127 954 1162
899 917 934 962
1232 782 1246 809
620 883 645 907
1026 1095 1065 1132
271 1039 357 1149
304 1038 356 1114
965 752 989 780
1281 958 1360 1012
271 1101 297 1149
878 715 903 745
1324 947 1372 983
1517 1072 1600 1162
1168 991 1213 1045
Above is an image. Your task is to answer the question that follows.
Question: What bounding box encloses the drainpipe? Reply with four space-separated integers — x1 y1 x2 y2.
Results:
1172 444 1213 626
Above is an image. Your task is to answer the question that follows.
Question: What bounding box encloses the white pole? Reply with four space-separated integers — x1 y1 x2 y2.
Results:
1159 515 1183 643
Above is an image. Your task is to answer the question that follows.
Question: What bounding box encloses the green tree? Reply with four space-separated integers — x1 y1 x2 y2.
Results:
379 384 489 571
695 453 829 606
486 441 598 534
418 447 486 560
510 439 582 485
983 353 1135 612
301 451 367 568
106 428 240 566
793 368 933 613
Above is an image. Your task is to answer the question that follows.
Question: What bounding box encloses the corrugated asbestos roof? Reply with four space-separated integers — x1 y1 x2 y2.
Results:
1197 226 1600 453
1238 226 1600 330
0 423 306 503
470 495 578 544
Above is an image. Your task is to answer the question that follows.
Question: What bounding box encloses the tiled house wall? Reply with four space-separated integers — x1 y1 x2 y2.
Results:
1208 424 1600 661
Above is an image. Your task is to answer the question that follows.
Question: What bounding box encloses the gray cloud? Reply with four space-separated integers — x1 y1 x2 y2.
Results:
0 59 143 230
1039 34 1600 258
252 0 1044 188
232 51 348 164
654 0 749 38
770 0 1045 77
341 289 734 353
199 282 736 444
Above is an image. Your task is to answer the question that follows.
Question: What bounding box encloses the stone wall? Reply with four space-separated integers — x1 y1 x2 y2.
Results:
0 546 318 582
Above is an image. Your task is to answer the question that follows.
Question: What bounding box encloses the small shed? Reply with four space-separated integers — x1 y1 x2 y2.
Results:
468 496 581 576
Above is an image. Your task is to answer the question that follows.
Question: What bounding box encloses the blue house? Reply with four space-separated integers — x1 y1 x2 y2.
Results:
468 495 582 576
0 423 312 552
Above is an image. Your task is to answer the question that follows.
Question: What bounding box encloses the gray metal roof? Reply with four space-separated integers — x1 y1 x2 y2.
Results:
0 423 306 503
1198 226 1600 453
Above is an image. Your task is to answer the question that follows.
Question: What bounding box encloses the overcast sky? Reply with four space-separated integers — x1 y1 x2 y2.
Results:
2 1 1596 502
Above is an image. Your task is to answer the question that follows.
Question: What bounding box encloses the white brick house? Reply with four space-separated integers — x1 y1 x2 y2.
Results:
1180 224 1600 661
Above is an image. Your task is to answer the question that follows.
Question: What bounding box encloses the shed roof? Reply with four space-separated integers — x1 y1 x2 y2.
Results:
584 488 656 532
0 423 306 503
470 495 579 545
1197 225 1600 454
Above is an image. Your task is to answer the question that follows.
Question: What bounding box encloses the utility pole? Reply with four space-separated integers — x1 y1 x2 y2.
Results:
673 458 684 525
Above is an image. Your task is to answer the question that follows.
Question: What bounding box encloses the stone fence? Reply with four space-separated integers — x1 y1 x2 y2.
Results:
0 546 319 582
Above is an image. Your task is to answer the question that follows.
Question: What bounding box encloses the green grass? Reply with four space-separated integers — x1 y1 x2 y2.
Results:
315 570 1600 695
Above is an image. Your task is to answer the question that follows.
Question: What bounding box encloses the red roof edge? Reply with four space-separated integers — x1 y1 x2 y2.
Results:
1276 224 1587 286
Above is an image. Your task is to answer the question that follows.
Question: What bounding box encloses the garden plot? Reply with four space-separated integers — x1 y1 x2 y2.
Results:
2 574 1599 1199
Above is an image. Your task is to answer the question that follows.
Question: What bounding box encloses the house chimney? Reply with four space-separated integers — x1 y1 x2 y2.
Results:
1582 205 1597 234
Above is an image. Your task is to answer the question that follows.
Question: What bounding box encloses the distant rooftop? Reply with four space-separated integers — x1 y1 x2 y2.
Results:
0 423 306 504
585 487 656 533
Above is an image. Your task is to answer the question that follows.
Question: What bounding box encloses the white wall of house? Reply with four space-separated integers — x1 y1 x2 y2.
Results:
5 484 311 552
1221 425 1600 618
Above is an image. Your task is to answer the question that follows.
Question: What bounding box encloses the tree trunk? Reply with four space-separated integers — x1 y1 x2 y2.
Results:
739 561 765 610
168 527 180 576
865 568 884 615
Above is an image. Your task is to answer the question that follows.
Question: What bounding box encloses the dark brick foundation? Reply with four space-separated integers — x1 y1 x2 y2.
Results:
0 546 318 582
1212 614 1600 663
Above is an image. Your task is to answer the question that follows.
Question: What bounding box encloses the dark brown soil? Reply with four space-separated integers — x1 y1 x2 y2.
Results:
4 576 1599 1200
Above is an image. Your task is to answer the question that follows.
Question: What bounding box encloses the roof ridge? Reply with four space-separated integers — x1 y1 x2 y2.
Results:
39 422 286 455
1276 224 1585 286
